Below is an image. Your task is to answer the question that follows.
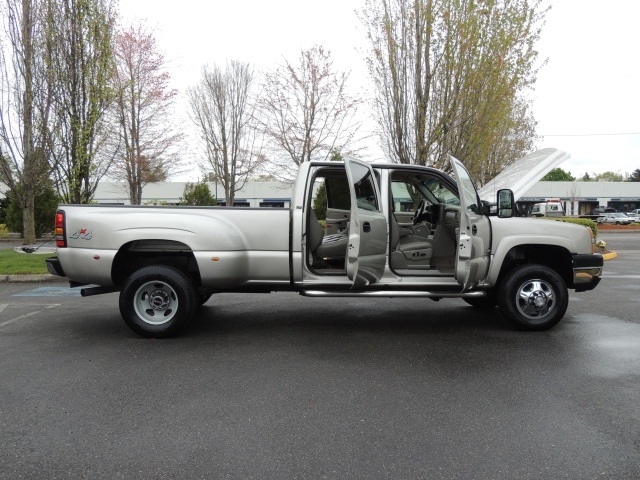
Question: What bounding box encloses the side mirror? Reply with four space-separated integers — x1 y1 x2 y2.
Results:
497 189 515 218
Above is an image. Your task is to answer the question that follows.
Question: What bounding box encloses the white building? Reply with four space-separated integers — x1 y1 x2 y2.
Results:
519 181 640 215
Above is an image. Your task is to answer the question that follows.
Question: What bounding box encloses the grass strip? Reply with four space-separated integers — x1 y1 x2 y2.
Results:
0 249 55 275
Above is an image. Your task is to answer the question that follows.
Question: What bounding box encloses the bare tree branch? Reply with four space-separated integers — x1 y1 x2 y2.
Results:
260 46 363 178
188 61 265 206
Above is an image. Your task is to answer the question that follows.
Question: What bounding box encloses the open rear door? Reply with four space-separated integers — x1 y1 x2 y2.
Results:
344 158 387 289
450 156 491 291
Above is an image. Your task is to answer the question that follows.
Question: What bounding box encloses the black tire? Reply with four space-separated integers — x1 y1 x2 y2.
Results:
497 264 568 331
119 265 197 338
464 291 497 308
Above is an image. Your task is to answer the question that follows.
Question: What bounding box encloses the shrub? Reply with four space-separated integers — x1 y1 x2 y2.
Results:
0 223 8 239
0 196 9 224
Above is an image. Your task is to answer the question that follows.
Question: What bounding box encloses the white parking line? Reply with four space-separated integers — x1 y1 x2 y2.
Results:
0 304 60 328
0 304 7 316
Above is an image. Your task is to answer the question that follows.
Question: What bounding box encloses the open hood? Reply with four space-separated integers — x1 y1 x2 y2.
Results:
477 148 570 202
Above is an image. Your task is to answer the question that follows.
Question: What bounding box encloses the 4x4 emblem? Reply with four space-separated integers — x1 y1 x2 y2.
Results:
70 228 93 240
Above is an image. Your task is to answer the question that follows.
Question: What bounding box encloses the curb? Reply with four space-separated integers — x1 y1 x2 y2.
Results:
0 274 67 283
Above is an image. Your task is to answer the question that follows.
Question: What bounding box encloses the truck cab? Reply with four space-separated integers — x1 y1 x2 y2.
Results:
293 157 490 293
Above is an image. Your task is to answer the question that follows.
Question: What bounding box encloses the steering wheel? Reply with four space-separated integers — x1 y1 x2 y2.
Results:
413 200 426 225
414 201 442 226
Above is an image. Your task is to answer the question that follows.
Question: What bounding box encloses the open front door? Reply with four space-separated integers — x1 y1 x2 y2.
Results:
450 157 491 291
344 158 387 289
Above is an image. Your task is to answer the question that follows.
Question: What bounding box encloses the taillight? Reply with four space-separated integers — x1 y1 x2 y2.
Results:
55 210 66 248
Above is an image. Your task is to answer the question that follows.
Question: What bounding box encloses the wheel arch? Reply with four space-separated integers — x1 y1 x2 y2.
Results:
111 239 202 287
491 244 574 289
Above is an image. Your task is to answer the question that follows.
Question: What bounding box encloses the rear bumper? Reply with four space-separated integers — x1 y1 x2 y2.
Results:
572 253 603 292
45 257 66 277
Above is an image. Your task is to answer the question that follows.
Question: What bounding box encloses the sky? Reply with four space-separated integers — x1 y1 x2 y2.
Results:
119 0 640 181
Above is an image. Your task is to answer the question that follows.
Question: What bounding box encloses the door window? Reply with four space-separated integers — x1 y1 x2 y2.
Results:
349 162 379 211
454 170 480 213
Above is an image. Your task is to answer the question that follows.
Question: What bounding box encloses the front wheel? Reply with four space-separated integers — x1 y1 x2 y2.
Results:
497 264 568 331
119 265 197 338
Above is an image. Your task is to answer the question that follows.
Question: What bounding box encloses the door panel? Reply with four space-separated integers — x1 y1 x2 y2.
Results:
450 156 491 290
345 159 387 289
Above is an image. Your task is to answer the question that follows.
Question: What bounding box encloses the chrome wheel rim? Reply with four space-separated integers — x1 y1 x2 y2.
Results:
134 280 178 325
515 278 555 322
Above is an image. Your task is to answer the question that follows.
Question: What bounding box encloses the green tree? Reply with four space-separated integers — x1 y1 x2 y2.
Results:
0 195 10 225
360 0 546 184
4 181 59 237
628 169 640 182
581 172 592 181
312 150 343 220
541 168 575 181
0 0 53 244
180 180 217 206
596 171 623 182
313 182 327 221
329 149 343 162
46 0 117 204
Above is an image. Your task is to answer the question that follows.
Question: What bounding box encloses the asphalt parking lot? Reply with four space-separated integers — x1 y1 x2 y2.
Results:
0 233 639 479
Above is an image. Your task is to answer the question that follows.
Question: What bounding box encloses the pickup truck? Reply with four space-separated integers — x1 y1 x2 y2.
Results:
46 149 603 338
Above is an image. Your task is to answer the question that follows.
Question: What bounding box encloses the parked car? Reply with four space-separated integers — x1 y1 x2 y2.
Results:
597 213 633 225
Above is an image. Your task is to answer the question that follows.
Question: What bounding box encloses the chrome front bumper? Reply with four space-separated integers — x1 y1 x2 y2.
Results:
572 253 603 292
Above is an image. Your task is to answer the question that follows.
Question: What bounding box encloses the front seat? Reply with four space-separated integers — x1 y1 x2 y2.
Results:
390 213 433 269
308 209 349 259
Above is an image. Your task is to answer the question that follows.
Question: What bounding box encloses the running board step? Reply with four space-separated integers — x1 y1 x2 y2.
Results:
300 290 485 298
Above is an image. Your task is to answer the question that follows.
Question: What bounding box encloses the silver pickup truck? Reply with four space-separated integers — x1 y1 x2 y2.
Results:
46 149 603 337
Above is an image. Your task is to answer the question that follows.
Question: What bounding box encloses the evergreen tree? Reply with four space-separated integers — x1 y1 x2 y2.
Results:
4 181 59 237
180 181 217 206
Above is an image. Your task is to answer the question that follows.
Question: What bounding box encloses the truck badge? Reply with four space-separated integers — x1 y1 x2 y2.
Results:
70 228 93 240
